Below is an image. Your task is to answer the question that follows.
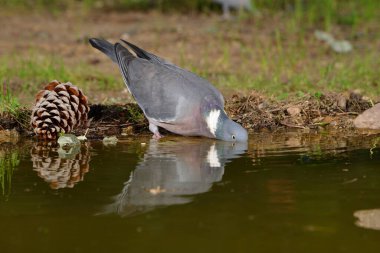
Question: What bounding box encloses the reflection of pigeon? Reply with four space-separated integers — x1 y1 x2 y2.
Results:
99 138 247 216
89 39 248 142
213 0 252 19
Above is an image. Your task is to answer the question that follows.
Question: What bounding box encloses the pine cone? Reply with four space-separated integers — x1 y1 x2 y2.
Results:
31 142 91 189
31 80 90 139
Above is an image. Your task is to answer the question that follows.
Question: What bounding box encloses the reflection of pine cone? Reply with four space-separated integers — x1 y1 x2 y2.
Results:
31 80 90 140
31 142 91 189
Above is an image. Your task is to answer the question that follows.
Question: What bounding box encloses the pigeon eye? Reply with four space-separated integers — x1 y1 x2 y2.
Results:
232 135 236 140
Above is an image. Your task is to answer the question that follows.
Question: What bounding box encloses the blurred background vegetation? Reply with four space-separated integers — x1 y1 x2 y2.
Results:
1 0 378 28
0 0 379 107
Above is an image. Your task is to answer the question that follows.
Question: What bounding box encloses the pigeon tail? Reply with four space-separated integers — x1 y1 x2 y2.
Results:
121 39 168 66
89 38 117 63
114 43 136 88
121 39 152 60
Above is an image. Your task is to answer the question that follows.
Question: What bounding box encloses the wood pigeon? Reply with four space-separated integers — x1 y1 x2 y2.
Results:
89 38 248 142
98 138 247 216
213 0 253 19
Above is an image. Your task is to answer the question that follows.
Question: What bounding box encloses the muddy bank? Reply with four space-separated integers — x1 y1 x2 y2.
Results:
1 91 378 140
227 91 375 131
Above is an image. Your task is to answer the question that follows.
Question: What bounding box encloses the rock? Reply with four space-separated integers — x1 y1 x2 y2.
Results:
330 40 353 53
286 106 301 117
314 30 353 53
337 96 347 110
314 30 335 44
58 134 80 147
121 126 134 136
354 104 380 130
103 136 118 146
57 134 81 159
350 89 362 100
362 96 372 102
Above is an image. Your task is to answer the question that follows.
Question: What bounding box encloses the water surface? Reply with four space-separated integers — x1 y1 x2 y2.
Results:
1 132 380 253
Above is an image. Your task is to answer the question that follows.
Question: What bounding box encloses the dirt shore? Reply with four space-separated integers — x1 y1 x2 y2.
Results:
1 91 378 140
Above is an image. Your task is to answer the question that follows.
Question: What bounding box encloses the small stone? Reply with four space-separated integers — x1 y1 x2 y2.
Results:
362 96 371 102
331 40 353 53
337 96 347 110
354 103 380 130
286 106 301 117
58 145 81 159
57 134 80 147
314 30 335 44
103 136 118 145
350 89 362 99
121 126 134 136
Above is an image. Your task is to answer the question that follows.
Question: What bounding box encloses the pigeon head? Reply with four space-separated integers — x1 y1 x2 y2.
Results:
218 118 248 142
205 109 248 142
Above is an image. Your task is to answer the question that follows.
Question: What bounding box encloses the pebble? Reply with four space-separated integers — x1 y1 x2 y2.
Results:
337 96 347 110
286 106 301 116
354 103 380 130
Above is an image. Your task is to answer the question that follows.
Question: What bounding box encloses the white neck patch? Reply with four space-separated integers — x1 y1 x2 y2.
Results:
206 109 220 136
207 144 221 167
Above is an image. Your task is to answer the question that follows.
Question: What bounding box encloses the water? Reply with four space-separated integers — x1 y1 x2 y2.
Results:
1 132 380 253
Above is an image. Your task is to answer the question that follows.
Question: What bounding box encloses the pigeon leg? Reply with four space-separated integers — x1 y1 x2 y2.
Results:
149 123 163 139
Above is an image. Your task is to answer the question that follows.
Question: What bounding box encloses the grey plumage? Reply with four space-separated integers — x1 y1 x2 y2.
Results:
213 0 252 18
89 38 248 142
115 43 221 124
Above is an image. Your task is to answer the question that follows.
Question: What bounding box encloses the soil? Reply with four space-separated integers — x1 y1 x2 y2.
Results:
226 90 375 131
1 90 377 140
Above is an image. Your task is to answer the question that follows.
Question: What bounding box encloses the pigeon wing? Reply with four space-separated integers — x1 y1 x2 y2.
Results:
115 43 194 122
121 40 225 106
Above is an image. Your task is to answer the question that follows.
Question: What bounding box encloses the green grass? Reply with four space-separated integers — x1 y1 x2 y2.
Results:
1 0 378 38
0 53 123 101
1 0 378 28
0 82 20 116
0 37 378 103
0 150 20 199
182 29 380 99
0 81 31 129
